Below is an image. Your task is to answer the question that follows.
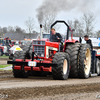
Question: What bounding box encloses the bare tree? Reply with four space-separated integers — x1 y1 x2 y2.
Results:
0 27 7 37
67 19 84 37
2 27 7 33
8 26 14 33
82 13 96 35
67 20 73 28
14 26 25 33
42 14 56 33
25 17 35 38
74 19 84 37
67 13 96 37
96 30 100 38
0 27 3 37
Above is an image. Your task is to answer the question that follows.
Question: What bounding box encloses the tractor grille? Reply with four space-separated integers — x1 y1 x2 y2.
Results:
34 46 45 57
33 41 45 45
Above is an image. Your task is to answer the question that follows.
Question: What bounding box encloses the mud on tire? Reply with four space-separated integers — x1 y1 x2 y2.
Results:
52 52 70 80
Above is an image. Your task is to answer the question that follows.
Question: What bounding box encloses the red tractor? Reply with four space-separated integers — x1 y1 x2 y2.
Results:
7 20 95 80
0 38 11 56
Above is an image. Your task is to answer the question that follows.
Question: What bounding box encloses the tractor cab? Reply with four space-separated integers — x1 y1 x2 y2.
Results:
43 33 50 39
0 38 9 56
32 20 79 59
50 21 79 51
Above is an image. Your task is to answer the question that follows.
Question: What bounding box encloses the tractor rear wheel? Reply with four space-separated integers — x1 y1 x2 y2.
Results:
95 58 100 76
5 53 9 56
65 43 80 78
78 44 92 79
9 55 13 60
22 45 30 52
22 42 32 52
29 44 33 58
13 51 29 78
0 51 1 56
13 68 29 78
21 42 32 59
0 49 3 56
52 52 70 80
13 51 26 60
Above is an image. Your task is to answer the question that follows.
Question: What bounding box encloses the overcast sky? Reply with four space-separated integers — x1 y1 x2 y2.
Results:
0 0 100 33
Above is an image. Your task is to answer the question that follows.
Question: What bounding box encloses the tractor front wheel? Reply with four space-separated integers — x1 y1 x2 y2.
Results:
13 51 29 78
13 68 29 78
52 52 70 80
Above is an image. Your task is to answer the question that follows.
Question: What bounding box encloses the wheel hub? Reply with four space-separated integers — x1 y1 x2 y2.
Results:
63 59 68 74
84 48 91 75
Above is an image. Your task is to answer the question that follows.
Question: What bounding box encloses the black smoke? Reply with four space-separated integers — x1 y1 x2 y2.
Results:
36 0 95 23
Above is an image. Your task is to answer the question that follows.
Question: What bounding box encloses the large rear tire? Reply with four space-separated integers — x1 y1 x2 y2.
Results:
0 49 3 56
13 68 29 78
5 53 9 56
29 44 33 58
65 43 80 78
0 51 1 56
52 52 70 80
95 58 100 76
9 55 13 60
21 42 32 59
78 44 92 79
22 42 32 52
13 51 29 78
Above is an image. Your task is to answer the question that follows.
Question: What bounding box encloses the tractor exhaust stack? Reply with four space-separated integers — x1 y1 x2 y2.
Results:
40 24 42 39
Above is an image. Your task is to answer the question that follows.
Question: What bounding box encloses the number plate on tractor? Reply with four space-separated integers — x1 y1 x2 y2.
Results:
28 61 37 67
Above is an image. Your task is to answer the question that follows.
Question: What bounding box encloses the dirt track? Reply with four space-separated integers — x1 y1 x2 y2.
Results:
0 60 7 65
0 60 100 100
0 59 11 65
0 71 99 100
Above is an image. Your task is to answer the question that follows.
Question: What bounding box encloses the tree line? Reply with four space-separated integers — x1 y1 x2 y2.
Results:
0 12 100 38
41 12 100 38
0 26 25 37
0 17 35 37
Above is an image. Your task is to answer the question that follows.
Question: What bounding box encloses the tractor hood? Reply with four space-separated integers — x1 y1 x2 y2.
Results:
9 45 22 54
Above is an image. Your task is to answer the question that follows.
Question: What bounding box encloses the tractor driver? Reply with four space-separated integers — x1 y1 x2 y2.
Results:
84 35 93 50
50 28 62 42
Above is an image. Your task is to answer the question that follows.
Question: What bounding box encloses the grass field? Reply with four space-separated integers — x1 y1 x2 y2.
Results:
0 65 11 68
0 55 9 58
